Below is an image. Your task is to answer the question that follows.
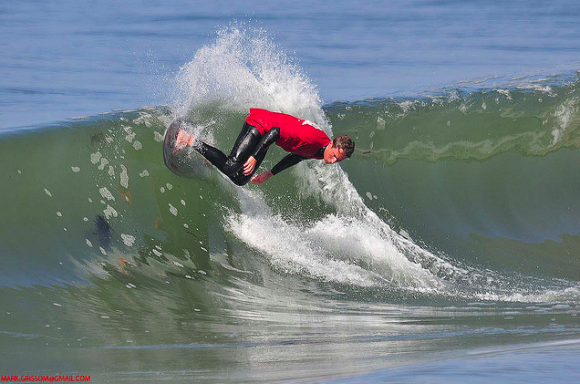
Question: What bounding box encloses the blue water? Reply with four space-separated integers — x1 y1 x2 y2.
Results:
2 1 580 383
2 0 580 129
320 341 580 384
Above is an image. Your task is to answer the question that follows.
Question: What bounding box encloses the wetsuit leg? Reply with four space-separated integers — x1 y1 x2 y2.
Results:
230 122 254 152
195 123 262 186
234 146 269 186
194 122 253 171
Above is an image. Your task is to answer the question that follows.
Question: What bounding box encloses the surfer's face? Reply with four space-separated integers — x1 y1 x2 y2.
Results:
324 144 347 164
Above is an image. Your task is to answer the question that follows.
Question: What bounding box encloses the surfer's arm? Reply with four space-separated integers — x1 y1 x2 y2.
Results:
271 154 305 175
251 155 305 184
243 127 281 176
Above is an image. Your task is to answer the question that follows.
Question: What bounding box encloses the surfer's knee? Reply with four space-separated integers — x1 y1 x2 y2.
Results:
221 158 242 176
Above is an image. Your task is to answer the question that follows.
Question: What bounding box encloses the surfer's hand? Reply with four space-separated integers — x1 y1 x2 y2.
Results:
251 170 273 185
243 156 257 176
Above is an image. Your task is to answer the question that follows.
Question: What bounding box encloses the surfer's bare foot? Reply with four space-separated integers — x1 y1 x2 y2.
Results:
173 130 195 154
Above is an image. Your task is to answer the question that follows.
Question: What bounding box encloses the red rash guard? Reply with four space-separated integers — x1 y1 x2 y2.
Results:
245 108 331 159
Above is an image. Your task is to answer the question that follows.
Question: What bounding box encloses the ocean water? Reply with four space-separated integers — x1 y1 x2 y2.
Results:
1 1 580 383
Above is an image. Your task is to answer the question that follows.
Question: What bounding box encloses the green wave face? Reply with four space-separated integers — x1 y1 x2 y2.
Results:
2 77 580 294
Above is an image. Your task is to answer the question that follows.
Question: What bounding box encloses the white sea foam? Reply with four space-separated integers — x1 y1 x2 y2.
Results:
99 187 115 201
229 200 378 288
124 131 136 143
120 165 129 189
90 152 102 164
472 285 580 303
97 157 109 171
175 26 324 124
377 117 386 130
153 131 164 142
121 233 136 247
496 89 512 100
103 205 118 219
551 97 578 145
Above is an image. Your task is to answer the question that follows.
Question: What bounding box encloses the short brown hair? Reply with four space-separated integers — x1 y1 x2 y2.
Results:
333 135 355 158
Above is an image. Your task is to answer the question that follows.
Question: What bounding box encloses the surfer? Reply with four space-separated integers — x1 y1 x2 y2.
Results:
168 108 355 186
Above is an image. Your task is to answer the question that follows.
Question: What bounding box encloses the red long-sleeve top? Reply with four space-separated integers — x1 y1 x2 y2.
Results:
245 108 331 159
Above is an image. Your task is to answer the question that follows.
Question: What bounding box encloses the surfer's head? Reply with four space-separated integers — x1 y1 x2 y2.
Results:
324 135 355 164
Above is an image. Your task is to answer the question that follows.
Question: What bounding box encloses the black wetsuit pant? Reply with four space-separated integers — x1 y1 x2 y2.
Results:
195 123 270 186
